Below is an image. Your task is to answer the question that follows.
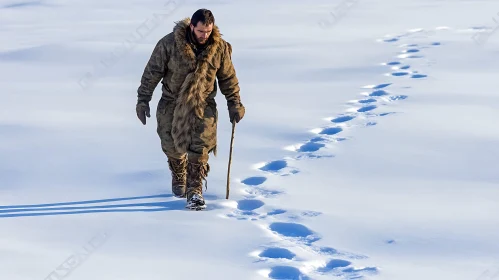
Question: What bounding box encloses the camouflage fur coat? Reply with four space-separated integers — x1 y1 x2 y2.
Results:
137 17 243 155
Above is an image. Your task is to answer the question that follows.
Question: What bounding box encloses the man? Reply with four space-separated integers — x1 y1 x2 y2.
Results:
136 9 245 210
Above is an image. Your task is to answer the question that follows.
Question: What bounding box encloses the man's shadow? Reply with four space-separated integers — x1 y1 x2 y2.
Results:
0 193 219 218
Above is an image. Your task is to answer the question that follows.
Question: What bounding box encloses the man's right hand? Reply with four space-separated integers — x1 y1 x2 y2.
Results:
136 102 151 125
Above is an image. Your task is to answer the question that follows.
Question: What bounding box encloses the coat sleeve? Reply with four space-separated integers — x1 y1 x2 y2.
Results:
137 37 169 104
216 41 243 109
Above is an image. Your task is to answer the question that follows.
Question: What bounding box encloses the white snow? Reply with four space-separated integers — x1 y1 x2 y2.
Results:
1 0 499 279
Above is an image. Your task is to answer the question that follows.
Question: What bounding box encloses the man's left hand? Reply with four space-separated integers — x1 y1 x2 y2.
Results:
229 104 245 123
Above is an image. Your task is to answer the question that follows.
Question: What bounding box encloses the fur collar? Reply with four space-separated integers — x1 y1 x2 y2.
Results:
173 17 223 67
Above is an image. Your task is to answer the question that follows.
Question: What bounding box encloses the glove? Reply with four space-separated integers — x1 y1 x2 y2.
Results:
229 104 245 123
136 102 151 125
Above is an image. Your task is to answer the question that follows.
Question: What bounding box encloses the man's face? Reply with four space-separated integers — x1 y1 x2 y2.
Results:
190 21 213 45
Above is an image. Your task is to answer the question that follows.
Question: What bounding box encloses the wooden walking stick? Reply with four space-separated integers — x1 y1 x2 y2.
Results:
226 121 236 199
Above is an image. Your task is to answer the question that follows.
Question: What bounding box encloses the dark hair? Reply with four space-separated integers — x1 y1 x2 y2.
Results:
191 8 215 27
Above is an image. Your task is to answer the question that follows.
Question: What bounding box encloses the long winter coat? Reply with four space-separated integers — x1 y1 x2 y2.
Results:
137 17 243 155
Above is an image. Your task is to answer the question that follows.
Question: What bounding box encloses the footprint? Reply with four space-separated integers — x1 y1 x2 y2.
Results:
369 90 388 97
411 74 427 78
317 259 379 278
244 187 283 198
392 71 410 76
291 137 328 153
373 83 392 89
362 83 391 89
319 127 342 135
301 211 322 217
310 137 326 142
366 122 377 126
241 176 267 186
389 95 408 101
358 98 377 104
319 247 339 255
259 247 296 260
268 266 309 280
298 143 326 152
269 222 320 244
379 112 395 117
298 142 325 153
331 115 355 123
226 199 266 220
238 199 264 211
386 61 400 65
282 169 300 176
260 160 287 172
357 105 377 113
317 259 352 272
403 48 420 53
431 42 441 46
268 209 287 215
383 38 398 42
295 153 334 160
391 65 410 70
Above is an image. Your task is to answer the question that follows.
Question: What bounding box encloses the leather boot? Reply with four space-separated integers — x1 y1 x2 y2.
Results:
185 158 209 210
167 155 187 198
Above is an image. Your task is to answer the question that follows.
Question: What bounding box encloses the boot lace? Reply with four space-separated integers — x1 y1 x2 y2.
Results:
168 157 187 183
188 161 210 193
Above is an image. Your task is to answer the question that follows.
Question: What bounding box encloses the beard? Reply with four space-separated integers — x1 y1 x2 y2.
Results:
192 30 208 45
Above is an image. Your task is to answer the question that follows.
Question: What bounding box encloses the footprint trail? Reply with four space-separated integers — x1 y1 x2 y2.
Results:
221 27 447 279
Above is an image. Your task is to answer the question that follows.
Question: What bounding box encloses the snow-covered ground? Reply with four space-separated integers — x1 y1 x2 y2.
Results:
1 0 499 279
